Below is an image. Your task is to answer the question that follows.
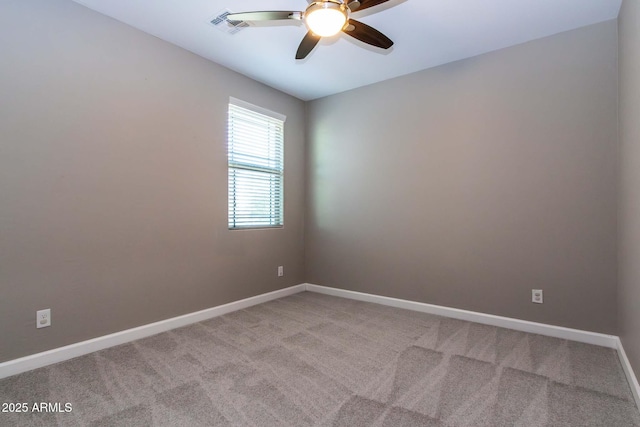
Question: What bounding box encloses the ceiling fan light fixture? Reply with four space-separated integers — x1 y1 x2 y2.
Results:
305 1 348 37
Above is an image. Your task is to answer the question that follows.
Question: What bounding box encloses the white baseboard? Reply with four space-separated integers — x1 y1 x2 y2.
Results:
305 284 640 408
617 338 640 410
3 281 638 407
0 284 306 380
304 284 618 348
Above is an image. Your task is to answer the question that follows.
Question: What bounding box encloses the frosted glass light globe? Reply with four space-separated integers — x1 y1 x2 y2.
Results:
305 3 348 37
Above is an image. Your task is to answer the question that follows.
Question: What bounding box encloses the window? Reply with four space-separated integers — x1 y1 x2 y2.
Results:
227 98 285 229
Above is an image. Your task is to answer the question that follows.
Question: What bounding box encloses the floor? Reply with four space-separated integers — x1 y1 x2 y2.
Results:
0 291 638 426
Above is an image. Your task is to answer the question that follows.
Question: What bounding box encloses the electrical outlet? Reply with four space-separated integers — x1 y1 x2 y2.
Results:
532 289 543 304
36 309 51 328
277 266 284 277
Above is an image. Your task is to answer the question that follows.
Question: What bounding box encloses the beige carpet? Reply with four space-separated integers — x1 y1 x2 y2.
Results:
1 291 639 426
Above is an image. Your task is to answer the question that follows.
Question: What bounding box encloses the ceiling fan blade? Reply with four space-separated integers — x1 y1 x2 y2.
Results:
350 0 390 12
343 19 393 49
296 31 321 60
226 11 301 22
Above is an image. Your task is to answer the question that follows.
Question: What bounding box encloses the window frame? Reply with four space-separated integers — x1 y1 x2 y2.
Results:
227 97 286 230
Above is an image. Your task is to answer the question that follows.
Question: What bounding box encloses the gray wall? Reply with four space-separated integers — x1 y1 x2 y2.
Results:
306 21 619 334
619 0 640 375
0 0 305 362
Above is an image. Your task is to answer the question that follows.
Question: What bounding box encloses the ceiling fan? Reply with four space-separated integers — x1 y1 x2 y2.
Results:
226 0 395 60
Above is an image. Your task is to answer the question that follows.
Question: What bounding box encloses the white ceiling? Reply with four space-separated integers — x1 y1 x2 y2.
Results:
72 0 621 100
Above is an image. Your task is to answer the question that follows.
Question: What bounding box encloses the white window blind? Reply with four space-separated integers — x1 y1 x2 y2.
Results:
228 100 284 229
